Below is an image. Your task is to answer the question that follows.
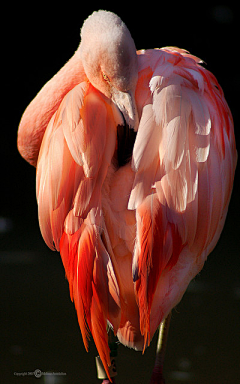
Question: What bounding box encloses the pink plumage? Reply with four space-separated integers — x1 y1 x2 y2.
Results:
18 11 237 382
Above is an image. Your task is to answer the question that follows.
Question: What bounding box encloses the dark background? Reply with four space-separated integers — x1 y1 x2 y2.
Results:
1 3 239 383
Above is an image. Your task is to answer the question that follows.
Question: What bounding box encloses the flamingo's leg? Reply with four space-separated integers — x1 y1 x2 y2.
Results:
149 312 172 384
97 328 118 384
101 378 117 384
102 378 117 384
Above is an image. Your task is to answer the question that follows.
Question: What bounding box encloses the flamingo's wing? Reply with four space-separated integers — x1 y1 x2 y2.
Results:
130 48 237 348
36 82 120 379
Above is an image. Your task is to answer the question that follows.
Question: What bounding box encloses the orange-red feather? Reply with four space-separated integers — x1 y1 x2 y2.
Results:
134 196 184 349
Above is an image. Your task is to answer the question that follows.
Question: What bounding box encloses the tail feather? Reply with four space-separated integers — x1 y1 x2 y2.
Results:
59 214 120 380
134 196 184 349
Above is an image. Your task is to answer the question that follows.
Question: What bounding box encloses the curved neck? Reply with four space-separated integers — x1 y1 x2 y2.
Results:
18 47 85 166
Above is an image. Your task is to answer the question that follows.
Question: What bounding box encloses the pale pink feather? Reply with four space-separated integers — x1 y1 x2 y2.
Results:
18 49 85 166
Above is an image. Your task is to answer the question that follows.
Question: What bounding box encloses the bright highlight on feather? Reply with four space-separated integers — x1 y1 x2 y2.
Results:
18 10 237 383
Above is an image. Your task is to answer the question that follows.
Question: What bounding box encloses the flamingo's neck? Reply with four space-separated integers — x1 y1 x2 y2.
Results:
18 48 85 166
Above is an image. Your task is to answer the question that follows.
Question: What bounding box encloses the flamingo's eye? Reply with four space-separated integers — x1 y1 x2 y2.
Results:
103 72 110 82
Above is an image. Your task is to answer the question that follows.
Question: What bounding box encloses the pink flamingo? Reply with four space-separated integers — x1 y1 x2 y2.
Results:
18 10 237 383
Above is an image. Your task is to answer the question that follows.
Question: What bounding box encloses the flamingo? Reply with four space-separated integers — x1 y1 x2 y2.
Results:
17 10 237 383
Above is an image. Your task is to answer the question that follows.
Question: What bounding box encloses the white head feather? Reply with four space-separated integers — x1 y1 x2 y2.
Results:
80 11 138 93
79 10 139 128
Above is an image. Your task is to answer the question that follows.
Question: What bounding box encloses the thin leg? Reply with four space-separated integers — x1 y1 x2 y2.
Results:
98 329 117 384
149 312 172 384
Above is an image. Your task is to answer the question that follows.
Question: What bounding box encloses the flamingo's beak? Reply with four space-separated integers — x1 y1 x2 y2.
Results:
111 89 139 132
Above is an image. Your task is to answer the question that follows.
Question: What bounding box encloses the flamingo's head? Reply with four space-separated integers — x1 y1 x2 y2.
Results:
79 10 139 130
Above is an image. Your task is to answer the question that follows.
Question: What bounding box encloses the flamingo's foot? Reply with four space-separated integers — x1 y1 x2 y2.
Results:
149 367 166 384
101 379 117 384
